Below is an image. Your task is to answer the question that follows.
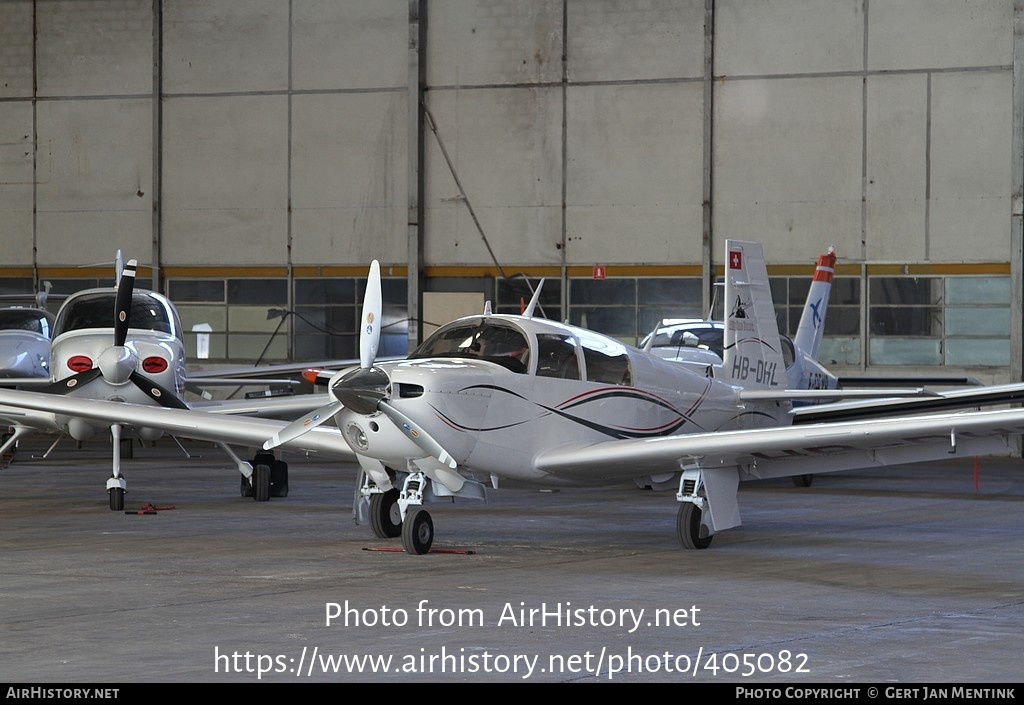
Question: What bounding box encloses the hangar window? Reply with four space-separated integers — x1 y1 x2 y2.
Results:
942 277 1010 367
770 275 860 366
294 277 407 361
869 277 943 365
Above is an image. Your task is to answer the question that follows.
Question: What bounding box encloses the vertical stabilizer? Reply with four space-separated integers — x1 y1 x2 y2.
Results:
721 241 786 390
793 247 836 360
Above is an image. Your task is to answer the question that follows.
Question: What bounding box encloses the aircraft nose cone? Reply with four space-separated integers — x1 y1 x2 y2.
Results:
332 366 390 415
97 346 137 385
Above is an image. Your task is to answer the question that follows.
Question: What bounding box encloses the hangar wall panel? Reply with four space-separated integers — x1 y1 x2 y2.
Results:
567 0 704 82
929 70 1012 262
34 99 152 265
162 96 288 265
0 103 34 262
35 0 152 97
565 82 704 265
291 1 407 91
427 0 563 86
424 87 563 266
0 0 33 99
865 74 927 262
716 0 864 76
868 0 1011 71
163 0 289 94
291 92 408 266
713 77 863 263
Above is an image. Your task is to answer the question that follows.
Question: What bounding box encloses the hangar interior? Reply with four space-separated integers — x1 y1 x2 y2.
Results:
0 0 1019 384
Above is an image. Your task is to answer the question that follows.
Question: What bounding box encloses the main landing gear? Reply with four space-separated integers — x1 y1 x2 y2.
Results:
676 466 714 550
239 452 289 501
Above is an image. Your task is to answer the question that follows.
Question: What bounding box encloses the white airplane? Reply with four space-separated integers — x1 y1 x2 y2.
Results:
642 246 840 391
0 306 54 382
0 256 329 509
0 243 1022 554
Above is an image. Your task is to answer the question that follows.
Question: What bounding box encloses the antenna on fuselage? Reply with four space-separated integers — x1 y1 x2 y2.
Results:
522 279 545 318
642 320 661 353
483 300 492 316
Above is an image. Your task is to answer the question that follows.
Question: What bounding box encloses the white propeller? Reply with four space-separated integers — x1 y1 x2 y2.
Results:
360 259 381 369
377 400 457 469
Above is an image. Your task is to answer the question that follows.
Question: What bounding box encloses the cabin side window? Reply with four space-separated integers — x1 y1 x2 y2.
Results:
535 333 581 380
576 334 633 385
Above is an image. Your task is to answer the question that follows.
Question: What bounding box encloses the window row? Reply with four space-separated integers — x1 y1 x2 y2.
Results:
3 273 1008 368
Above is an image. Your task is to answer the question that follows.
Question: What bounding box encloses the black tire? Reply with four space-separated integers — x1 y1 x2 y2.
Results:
792 474 814 488
252 463 271 502
401 507 433 555
240 474 253 497
109 487 125 512
270 460 289 498
370 489 402 538
677 502 712 550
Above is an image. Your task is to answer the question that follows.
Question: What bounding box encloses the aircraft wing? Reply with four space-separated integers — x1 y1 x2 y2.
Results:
0 402 62 433
0 387 357 460
190 393 332 419
791 382 1024 424
534 407 1024 484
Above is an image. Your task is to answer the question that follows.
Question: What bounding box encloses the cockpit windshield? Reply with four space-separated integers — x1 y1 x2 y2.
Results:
0 309 54 337
53 291 182 340
410 320 530 373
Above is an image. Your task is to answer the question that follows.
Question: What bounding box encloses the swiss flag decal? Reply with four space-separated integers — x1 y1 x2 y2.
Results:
729 250 743 269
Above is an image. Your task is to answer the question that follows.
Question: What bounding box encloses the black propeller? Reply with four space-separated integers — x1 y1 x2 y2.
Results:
48 257 190 410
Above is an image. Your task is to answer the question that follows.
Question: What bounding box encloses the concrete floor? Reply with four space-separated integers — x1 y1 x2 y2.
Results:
0 435 1021 683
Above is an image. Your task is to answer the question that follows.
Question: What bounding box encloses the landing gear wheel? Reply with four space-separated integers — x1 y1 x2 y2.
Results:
270 460 289 498
792 474 814 488
677 503 712 550
370 489 402 538
240 474 253 498
109 487 125 512
252 463 271 502
401 507 433 555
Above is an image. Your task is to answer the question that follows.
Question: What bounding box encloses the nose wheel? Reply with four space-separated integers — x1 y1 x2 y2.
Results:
401 507 434 555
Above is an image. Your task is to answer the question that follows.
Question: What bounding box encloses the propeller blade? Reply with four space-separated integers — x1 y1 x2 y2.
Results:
359 260 382 369
129 372 190 410
263 400 344 450
40 368 104 395
378 400 457 469
113 258 137 347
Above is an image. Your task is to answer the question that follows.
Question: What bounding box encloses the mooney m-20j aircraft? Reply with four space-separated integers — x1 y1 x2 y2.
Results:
1 243 1023 553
